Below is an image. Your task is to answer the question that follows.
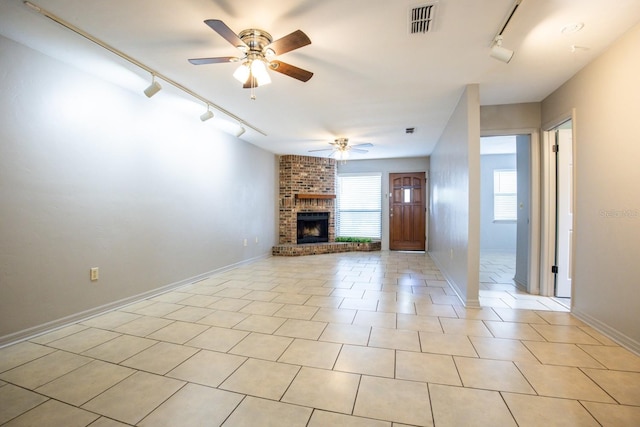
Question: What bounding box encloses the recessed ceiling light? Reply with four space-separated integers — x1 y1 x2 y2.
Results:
561 22 584 34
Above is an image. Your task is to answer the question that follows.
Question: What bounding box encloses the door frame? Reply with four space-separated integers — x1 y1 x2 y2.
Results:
481 128 541 295
541 109 577 299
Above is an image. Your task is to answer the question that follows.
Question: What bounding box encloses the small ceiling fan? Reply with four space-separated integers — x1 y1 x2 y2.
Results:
309 138 374 160
188 19 313 92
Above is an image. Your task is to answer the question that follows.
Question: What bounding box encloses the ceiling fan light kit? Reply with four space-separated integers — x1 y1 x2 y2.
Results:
308 138 374 162
189 20 313 99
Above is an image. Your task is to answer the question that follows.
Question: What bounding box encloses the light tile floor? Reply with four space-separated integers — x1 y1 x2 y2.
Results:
1 251 639 426
480 251 572 311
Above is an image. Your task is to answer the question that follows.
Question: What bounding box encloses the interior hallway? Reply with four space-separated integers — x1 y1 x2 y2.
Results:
1 251 639 426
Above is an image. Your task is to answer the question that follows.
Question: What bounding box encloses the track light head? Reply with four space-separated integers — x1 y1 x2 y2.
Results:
490 36 514 63
200 108 214 122
144 76 162 97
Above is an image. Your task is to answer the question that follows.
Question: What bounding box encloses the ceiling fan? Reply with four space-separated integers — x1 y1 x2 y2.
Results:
309 138 374 160
188 19 313 93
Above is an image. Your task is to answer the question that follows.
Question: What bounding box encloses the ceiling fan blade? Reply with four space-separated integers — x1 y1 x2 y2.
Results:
351 143 373 148
308 148 333 152
204 19 248 50
188 56 238 65
269 60 313 82
350 148 369 154
267 30 311 55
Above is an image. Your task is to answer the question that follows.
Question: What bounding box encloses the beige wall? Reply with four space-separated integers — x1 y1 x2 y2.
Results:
429 85 481 307
0 36 277 344
338 157 430 251
481 103 541 134
542 23 640 351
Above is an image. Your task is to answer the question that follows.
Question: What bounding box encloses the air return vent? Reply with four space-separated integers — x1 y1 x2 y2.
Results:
409 3 437 34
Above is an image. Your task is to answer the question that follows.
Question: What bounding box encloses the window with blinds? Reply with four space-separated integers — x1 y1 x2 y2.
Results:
493 169 517 221
336 173 382 239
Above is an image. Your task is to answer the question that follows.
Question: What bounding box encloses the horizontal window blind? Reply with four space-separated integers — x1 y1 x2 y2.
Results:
337 173 382 239
494 169 517 221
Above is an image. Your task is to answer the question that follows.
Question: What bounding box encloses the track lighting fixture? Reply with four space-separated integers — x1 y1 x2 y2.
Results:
143 75 162 97
24 1 265 135
200 106 214 122
489 0 520 63
490 36 514 63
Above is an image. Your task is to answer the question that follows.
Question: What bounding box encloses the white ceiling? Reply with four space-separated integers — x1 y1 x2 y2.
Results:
1 0 639 160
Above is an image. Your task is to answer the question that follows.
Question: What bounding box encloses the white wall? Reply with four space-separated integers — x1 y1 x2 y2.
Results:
429 85 481 307
0 36 277 344
338 157 429 251
542 23 640 351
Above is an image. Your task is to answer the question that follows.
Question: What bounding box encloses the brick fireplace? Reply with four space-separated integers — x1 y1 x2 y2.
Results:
277 155 336 245
272 154 381 256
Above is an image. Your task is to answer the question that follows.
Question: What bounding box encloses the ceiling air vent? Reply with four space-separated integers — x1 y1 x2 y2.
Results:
409 3 437 34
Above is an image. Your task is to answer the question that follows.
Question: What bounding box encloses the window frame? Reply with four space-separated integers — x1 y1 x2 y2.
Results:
336 172 382 239
493 169 518 222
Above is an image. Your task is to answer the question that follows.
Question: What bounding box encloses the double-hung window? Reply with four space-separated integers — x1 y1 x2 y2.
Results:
336 173 382 239
493 169 517 221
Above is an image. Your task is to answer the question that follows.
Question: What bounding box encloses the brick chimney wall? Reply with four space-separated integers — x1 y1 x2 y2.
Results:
279 155 336 244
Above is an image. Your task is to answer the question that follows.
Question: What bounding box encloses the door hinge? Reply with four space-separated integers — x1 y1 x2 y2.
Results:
551 265 559 274
552 144 559 153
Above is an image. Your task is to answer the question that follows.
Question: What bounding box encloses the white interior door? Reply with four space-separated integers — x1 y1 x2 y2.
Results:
556 127 573 298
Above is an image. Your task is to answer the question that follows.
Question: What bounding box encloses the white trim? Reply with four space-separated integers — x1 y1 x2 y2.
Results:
429 253 481 308
540 128 557 296
528 129 541 295
540 109 576 300
572 309 640 356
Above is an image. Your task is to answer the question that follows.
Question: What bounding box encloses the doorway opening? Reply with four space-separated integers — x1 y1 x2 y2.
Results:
480 135 533 294
480 132 540 300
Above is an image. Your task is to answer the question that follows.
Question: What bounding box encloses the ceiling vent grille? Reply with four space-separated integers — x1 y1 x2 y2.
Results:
409 3 437 34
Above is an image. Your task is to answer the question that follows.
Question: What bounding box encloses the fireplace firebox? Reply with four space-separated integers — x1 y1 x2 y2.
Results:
297 212 329 244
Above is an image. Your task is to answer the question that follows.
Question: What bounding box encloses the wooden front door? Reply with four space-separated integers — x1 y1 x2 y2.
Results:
389 172 426 251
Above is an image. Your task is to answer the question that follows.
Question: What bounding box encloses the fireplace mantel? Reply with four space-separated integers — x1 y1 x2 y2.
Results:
295 194 336 200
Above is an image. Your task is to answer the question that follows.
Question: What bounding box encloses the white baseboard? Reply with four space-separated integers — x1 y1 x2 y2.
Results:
428 252 480 308
0 253 271 348
571 308 640 356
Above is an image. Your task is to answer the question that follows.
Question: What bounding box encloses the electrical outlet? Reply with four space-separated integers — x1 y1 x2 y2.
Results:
90 267 99 281
243 239 248 247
